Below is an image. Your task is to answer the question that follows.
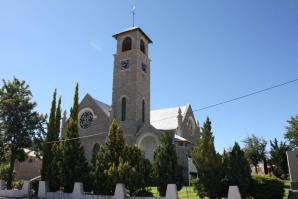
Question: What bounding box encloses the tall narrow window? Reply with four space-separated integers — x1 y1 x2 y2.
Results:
142 100 145 123
122 37 132 52
121 97 126 121
140 39 145 54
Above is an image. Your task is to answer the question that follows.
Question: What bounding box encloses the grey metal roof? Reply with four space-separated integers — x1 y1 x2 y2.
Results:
150 105 190 130
112 26 153 44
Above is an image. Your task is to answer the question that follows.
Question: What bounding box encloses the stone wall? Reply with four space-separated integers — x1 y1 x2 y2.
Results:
78 95 110 162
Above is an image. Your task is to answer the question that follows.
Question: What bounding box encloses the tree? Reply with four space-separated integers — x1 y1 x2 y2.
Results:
284 115 298 149
154 132 180 197
94 121 152 196
0 78 46 189
50 142 64 191
122 145 153 196
0 134 4 163
94 120 126 195
227 142 251 198
191 117 222 199
61 83 91 192
243 134 267 174
218 150 230 198
269 138 291 179
41 89 61 184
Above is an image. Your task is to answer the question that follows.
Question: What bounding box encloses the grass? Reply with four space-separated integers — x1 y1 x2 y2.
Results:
150 181 290 199
283 180 290 199
150 186 204 199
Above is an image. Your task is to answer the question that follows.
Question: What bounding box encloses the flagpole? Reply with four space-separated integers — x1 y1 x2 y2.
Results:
132 6 136 27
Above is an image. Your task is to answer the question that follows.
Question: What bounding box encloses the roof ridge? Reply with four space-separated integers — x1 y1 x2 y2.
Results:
151 104 189 112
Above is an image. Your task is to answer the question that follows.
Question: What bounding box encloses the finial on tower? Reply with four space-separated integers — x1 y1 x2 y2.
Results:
132 5 136 27
178 107 182 115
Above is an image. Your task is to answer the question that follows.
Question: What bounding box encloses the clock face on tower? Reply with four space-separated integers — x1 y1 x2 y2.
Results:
79 111 93 129
121 59 130 70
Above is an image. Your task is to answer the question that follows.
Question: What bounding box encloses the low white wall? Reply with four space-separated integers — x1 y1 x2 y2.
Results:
0 180 5 190
0 180 30 198
228 186 242 199
38 181 178 199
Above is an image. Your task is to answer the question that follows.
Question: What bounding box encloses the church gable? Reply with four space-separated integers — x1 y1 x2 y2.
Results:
179 105 200 142
150 104 200 143
78 94 110 135
78 94 111 162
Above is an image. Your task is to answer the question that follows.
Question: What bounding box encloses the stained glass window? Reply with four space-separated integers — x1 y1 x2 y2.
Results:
79 111 93 129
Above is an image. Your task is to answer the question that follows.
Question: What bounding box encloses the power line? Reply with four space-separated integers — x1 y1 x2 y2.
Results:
45 78 298 144
45 132 108 144
193 78 298 112
45 131 134 144
150 78 298 123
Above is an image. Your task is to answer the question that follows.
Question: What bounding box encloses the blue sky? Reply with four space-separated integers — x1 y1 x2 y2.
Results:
1 0 298 152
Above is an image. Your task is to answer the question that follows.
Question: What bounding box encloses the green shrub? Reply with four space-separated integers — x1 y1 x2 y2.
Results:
133 189 154 197
250 175 284 199
0 163 16 183
12 180 23 189
190 178 208 198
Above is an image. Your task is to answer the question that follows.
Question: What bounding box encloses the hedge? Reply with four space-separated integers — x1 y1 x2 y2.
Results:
250 175 284 199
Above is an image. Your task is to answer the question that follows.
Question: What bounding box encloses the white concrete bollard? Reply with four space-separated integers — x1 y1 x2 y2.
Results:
0 180 4 190
113 183 125 199
165 184 178 199
21 181 30 196
228 186 242 199
72 182 84 199
38 181 49 199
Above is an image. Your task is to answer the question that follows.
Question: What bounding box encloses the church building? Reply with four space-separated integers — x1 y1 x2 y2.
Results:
62 27 200 183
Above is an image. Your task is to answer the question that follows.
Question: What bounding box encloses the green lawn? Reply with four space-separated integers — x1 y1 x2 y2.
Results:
151 186 203 199
151 181 290 199
283 180 290 199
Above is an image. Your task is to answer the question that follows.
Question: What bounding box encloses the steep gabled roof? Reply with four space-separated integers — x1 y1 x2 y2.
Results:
150 105 189 130
84 94 111 117
92 98 111 117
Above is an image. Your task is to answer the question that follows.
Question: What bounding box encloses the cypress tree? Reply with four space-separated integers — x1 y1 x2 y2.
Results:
50 142 64 191
94 120 152 196
61 83 90 192
94 120 126 195
41 89 57 181
192 117 221 199
55 97 62 139
228 142 251 198
153 132 180 196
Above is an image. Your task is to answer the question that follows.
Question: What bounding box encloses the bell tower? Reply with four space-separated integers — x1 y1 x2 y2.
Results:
111 27 153 143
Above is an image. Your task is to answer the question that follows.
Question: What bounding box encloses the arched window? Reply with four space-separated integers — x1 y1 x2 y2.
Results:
121 97 127 121
142 100 145 123
140 39 145 54
122 37 132 52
